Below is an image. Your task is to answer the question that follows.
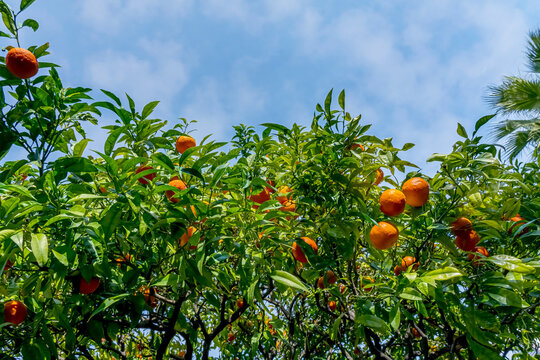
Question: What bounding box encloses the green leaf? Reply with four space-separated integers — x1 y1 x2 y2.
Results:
399 287 423 301
330 314 343 341
473 114 496 137
72 138 91 157
152 274 180 287
0 184 36 200
181 167 204 181
0 229 19 242
324 89 333 114
100 203 123 241
21 18 38 31
421 267 463 281
487 255 535 274
270 270 309 292
426 153 447 162
389 303 401 331
100 89 122 107
141 100 159 119
486 287 528 308
402 143 415 151
151 152 174 171
31 233 48 266
20 0 37 11
55 157 97 173
260 123 290 135
468 336 505 360
456 123 468 138
338 89 345 110
89 294 131 320
52 250 68 267
1 8 16 35
356 315 389 333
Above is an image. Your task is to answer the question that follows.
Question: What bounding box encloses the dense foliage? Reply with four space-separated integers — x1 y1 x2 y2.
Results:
1 1 539 359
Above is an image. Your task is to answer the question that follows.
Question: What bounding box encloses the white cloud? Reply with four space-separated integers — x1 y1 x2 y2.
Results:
182 75 267 142
84 38 190 117
79 0 193 33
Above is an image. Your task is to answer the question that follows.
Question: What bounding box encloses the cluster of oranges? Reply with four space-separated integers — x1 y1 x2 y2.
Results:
450 216 490 265
370 177 430 251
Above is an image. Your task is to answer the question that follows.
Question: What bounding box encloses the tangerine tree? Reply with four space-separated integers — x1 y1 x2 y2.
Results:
1 1 540 359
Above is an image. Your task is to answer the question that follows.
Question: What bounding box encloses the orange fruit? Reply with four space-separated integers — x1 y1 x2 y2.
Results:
317 277 325 289
135 165 156 185
249 188 271 209
455 230 480 252
394 256 418 276
180 226 196 247
379 189 406 216
166 179 187 203
339 283 347 294
361 277 374 292
115 254 133 268
142 287 158 308
227 332 236 342
450 217 473 236
79 277 101 294
236 298 245 309
374 168 384 186
326 270 337 285
328 301 337 311
3 259 13 271
412 328 421 338
292 237 318 263
369 222 399 250
99 187 107 194
402 177 430 207
3 300 27 325
468 246 489 265
280 200 295 212
509 214 529 236
5 48 39 79
175 135 196 153
276 186 292 204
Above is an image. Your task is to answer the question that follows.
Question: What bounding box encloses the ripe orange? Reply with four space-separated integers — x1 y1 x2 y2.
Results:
339 283 347 294
374 168 384 186
99 187 107 194
328 301 337 311
361 277 374 292
369 222 399 250
317 277 325 289
292 237 318 263
379 189 406 216
450 217 473 236
455 230 480 252
175 135 196 153
180 226 196 247
509 214 529 236
326 270 337 285
227 332 236 342
3 300 27 325
79 277 101 294
402 177 429 207
135 165 156 185
3 259 13 271
166 179 187 203
276 186 292 204
115 254 133 268
236 298 245 309
5 48 39 79
280 200 296 212
394 256 419 276
142 287 158 308
412 328 421 338
468 246 489 266
249 188 271 209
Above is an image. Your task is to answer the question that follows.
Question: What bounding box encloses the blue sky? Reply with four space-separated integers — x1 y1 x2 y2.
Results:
6 0 540 174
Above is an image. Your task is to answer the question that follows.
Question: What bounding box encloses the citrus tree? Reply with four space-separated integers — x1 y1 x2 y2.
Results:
1 1 539 359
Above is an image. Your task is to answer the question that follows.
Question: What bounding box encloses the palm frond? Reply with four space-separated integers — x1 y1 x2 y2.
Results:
527 29 540 73
504 130 535 160
487 77 540 114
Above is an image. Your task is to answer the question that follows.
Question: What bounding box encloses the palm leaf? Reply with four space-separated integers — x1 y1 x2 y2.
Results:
487 77 540 114
527 29 540 73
